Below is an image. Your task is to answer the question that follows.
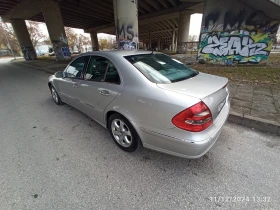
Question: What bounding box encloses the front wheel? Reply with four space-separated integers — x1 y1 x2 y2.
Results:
51 85 63 105
109 114 139 152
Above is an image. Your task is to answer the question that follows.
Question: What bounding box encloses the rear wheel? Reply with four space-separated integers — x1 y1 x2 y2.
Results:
51 85 63 105
109 114 139 152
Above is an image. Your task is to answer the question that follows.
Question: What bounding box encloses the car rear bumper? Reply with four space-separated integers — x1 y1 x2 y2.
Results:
139 98 230 159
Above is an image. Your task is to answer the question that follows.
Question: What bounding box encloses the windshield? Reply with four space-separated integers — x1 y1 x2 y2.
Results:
125 54 198 84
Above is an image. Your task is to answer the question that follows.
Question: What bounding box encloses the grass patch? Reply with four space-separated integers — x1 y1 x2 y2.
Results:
191 64 280 86
37 56 73 64
171 52 280 86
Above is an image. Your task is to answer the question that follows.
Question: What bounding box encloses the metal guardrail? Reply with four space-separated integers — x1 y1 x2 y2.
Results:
0 49 20 57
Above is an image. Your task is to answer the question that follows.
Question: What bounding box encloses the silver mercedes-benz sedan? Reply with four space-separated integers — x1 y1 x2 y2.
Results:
48 51 230 159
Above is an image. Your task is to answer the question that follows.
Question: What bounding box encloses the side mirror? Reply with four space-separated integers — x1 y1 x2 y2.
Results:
54 71 64 78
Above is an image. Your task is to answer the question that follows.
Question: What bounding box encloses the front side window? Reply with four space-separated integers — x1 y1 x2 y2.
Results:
125 54 198 84
85 56 120 84
65 56 89 79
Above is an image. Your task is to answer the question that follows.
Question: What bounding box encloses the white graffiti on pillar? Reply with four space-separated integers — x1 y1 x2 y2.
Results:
52 33 71 59
21 46 37 60
201 35 269 57
59 33 68 44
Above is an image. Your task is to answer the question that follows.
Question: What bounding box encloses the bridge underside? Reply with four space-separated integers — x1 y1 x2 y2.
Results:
0 0 203 45
1 0 280 63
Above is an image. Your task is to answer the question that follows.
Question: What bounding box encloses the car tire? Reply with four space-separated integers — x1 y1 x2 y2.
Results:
108 114 139 152
51 85 63 105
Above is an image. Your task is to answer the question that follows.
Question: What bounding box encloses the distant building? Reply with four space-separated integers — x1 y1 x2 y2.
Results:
35 41 52 56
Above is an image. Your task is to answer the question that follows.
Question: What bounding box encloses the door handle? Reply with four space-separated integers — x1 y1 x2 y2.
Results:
73 83 78 88
100 90 110 96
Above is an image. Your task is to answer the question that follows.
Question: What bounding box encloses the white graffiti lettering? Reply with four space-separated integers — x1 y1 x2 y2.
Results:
59 33 68 44
201 35 268 57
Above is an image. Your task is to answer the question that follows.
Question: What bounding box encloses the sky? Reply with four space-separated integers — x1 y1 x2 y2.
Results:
189 14 203 36
38 13 203 40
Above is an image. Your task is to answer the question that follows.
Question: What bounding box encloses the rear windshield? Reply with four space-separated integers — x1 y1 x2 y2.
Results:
124 54 198 84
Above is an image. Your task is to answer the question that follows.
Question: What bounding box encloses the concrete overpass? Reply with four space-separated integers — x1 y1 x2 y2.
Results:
1 0 280 64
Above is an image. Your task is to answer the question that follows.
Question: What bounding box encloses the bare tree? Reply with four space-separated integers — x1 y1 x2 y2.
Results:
99 39 108 50
0 22 20 53
188 35 198 42
65 27 78 51
26 21 46 48
77 34 91 52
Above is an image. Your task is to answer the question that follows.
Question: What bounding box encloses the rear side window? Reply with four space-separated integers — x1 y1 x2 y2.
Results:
65 56 89 79
125 54 198 84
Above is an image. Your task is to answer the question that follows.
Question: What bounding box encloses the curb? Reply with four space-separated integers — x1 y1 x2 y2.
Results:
12 60 57 74
12 60 280 136
228 111 280 136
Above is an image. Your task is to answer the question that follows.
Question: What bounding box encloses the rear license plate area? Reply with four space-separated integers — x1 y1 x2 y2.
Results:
218 98 226 113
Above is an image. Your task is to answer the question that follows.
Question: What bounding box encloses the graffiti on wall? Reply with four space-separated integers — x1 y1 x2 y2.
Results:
117 23 139 50
199 0 279 64
21 46 37 60
202 9 279 34
199 31 272 64
52 34 71 60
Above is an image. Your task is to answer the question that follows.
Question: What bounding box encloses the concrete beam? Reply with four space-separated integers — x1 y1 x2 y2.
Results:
84 1 202 33
85 12 180 33
2 0 41 22
269 0 280 6
240 0 280 19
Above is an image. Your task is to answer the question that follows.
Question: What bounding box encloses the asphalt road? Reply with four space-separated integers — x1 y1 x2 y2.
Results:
0 57 280 210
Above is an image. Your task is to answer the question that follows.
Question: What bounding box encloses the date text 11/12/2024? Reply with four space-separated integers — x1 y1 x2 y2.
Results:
209 196 271 203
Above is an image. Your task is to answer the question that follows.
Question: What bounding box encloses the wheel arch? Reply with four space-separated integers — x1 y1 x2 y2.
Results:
105 110 143 146
48 82 52 90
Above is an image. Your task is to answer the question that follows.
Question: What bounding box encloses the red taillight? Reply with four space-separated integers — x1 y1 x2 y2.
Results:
172 101 213 132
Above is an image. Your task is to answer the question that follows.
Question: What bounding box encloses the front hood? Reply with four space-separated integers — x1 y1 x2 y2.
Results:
157 73 228 99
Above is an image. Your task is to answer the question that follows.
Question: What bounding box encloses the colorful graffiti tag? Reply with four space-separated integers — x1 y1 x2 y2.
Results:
52 33 71 60
199 31 273 64
21 46 37 60
198 0 279 64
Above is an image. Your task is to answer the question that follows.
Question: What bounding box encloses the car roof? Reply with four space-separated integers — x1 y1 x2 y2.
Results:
79 50 163 57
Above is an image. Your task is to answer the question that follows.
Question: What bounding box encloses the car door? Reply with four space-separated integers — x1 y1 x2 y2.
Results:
58 56 90 109
79 56 123 124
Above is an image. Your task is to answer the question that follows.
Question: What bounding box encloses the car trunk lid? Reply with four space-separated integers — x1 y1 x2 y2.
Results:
157 73 229 120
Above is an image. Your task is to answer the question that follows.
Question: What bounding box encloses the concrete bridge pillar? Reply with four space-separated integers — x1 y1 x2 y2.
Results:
177 11 191 54
172 29 176 51
90 32 99 51
113 0 139 50
10 19 37 60
41 0 71 60
149 32 151 49
157 39 161 51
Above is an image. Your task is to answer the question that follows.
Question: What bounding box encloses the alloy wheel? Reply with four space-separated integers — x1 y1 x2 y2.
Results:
111 119 132 147
51 87 59 103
